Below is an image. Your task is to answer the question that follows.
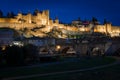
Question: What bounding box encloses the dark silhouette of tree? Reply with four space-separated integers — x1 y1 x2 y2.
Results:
0 47 3 65
103 18 107 24
11 12 15 18
92 17 98 24
7 12 15 18
5 46 24 66
23 44 39 63
7 12 11 18
4 44 39 66
78 17 82 25
33 9 39 15
78 17 81 21
0 10 3 18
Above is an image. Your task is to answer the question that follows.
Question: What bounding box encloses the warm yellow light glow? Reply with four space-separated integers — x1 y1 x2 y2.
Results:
56 45 61 50
2 46 6 51
81 28 85 31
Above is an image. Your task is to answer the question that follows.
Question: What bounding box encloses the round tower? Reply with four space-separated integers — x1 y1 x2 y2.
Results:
27 12 32 23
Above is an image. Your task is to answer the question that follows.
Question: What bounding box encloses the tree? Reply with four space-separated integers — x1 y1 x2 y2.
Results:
7 12 11 18
78 17 82 25
33 9 39 15
5 46 24 66
0 10 3 18
7 12 15 18
92 17 98 24
23 44 39 63
10 12 15 18
103 18 107 24
4 44 39 66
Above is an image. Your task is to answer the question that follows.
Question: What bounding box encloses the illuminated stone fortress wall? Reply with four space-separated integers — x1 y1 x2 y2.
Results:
0 10 61 30
0 10 120 37
72 20 120 37
94 23 120 37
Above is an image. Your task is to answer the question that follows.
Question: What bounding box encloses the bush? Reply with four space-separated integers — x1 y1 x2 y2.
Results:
5 46 24 66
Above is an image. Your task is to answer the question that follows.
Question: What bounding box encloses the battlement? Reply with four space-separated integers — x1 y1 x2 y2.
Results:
0 10 120 37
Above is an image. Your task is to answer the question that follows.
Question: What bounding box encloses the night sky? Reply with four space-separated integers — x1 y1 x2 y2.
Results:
0 0 120 25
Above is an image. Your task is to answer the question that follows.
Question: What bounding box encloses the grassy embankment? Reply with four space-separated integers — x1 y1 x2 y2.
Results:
0 56 116 79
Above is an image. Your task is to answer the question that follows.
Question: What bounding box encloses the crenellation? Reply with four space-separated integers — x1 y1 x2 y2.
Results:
0 10 120 37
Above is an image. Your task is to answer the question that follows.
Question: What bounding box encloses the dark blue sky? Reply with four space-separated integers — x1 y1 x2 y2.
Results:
0 0 120 25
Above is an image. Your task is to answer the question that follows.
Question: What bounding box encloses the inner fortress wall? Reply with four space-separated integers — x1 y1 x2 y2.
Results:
0 22 36 30
0 18 17 23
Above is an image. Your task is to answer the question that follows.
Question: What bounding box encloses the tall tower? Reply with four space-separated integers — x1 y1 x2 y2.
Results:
49 18 53 25
27 12 32 23
44 10 49 25
105 23 111 35
40 10 49 25
17 12 22 19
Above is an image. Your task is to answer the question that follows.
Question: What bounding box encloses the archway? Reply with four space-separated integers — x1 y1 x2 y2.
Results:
61 47 76 56
91 47 101 56
39 47 53 54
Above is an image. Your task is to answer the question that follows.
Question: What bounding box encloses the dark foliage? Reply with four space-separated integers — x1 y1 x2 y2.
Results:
1 44 39 67
5 46 24 66
22 44 39 64
7 12 15 18
0 10 3 18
